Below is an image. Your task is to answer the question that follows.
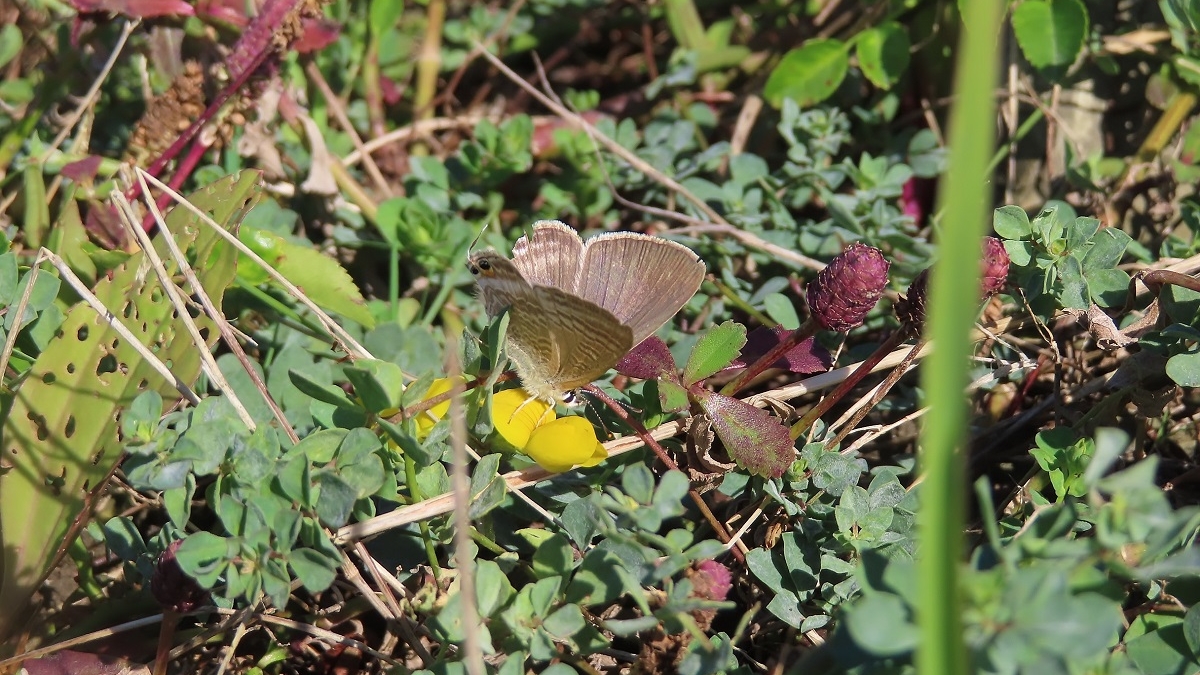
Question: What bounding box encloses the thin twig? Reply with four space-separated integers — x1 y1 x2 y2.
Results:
112 186 257 430
136 170 373 361
475 44 728 226
446 332 486 675
0 251 46 378
304 61 394 198
41 249 200 404
133 170 299 442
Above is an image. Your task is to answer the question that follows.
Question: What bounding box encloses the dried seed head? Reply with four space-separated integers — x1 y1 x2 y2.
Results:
981 236 1010 297
807 243 890 332
896 238 1009 334
150 540 207 613
896 268 930 333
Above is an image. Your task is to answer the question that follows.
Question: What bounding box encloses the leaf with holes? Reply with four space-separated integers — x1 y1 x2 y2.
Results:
0 171 260 641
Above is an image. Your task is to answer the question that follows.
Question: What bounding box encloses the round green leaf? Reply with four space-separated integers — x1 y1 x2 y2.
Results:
1011 0 1088 69
1167 350 1200 387
1184 604 1200 659
763 293 800 330
542 603 586 639
843 593 919 656
289 548 338 592
763 39 849 108
856 22 910 89
994 205 1032 239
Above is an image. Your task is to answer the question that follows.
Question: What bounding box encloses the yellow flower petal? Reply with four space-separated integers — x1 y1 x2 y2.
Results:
415 377 460 438
491 388 554 450
523 416 607 473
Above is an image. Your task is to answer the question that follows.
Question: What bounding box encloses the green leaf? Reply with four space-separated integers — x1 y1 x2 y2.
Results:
763 293 800 330
1057 255 1089 309
295 428 347 464
475 559 514 616
468 453 506 520
313 472 357 527
1083 267 1130 307
522 530 573 579
121 390 163 441
658 379 690 413
100 517 147 562
763 39 849 108
682 321 747 384
1166 350 1200 387
747 547 793 595
342 359 405 414
1081 227 1130 272
0 24 21 70
622 463 656 505
289 548 338 592
0 252 18 305
1011 0 1088 69
240 226 375 329
368 0 404 37
175 531 233 588
1163 284 1200 325
1184 603 1200 658
766 591 807 629
993 204 1032 237
333 428 385 498
288 369 359 410
162 479 195 529
843 594 919 656
560 499 601 547
856 22 910 89
1123 613 1200 675
542 604 586 639
1065 216 1100 253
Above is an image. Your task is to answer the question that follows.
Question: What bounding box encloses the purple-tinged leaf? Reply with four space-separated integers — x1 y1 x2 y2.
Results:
294 17 341 53
71 0 194 18
683 321 747 386
733 325 833 375
692 387 794 478
61 156 103 182
617 337 677 380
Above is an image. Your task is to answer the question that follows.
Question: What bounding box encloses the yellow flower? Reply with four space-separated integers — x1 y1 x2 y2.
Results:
415 377 460 438
491 388 607 473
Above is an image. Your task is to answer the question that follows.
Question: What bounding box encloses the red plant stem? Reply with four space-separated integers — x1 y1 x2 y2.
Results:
151 610 178 675
584 384 744 564
720 319 819 397
790 329 909 441
824 339 925 451
143 46 270 182
138 0 300 220
1005 353 1048 419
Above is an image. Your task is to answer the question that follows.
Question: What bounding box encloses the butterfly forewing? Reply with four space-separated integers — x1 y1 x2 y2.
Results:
511 220 585 292
579 234 707 345
505 285 634 397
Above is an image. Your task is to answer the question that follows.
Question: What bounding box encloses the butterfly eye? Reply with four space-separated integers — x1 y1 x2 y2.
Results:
478 259 492 271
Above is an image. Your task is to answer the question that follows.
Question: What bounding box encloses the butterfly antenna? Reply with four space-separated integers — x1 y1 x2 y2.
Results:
467 222 491 257
577 385 639 440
